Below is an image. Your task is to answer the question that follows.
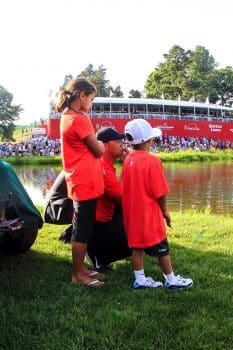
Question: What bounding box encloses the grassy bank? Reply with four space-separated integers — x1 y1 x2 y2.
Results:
2 150 233 166
0 211 232 350
2 155 62 166
157 150 233 162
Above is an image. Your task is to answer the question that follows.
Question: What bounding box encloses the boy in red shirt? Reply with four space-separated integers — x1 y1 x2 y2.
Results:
122 119 193 290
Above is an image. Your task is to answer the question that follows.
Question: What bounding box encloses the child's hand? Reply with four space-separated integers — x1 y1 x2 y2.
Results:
121 146 130 163
163 211 171 228
98 140 105 153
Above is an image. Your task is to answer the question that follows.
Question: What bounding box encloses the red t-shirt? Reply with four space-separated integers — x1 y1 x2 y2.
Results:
122 150 170 248
60 110 104 201
96 156 121 222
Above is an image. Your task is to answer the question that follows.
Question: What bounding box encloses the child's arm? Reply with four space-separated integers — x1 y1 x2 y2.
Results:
157 195 171 227
84 135 105 158
78 109 105 158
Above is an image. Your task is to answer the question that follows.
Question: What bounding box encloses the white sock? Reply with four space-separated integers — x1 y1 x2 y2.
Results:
134 269 146 283
165 271 175 282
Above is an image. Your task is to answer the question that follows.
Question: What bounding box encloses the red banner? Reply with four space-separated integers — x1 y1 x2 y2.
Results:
48 118 233 141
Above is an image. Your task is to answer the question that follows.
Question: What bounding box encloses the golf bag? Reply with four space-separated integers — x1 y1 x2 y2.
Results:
43 171 131 265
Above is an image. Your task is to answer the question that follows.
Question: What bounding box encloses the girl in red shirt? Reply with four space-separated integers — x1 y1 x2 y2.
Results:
56 78 105 287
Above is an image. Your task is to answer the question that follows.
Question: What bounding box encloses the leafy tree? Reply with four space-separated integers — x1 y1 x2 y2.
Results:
0 85 22 140
144 45 233 104
79 64 110 96
209 66 233 104
145 45 190 99
110 85 123 97
187 46 218 101
60 64 124 98
59 74 73 90
129 89 142 98
79 64 95 80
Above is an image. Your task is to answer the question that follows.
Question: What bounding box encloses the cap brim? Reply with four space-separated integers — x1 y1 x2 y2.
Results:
151 127 162 138
117 133 126 140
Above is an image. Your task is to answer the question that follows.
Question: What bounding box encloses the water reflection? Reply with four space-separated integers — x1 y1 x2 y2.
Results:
164 162 233 214
14 162 233 215
15 166 60 205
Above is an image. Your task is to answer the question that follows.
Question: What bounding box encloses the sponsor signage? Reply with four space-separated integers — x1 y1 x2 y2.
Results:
48 118 233 141
208 124 222 133
32 127 47 135
184 123 200 132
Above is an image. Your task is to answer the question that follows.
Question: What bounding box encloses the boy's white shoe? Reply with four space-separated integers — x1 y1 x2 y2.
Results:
164 275 193 290
133 277 163 290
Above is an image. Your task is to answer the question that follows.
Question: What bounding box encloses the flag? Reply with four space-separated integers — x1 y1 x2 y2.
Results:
216 98 222 105
205 96 210 104
109 87 114 97
189 95 196 102
178 94 181 101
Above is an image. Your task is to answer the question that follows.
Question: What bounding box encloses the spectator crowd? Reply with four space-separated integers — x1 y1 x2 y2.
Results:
0 136 233 159
151 135 233 152
0 138 61 158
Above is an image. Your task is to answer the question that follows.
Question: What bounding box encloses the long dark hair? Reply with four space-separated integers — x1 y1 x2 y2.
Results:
55 77 96 112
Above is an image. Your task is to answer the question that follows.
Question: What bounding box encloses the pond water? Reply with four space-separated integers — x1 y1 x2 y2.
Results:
14 161 233 215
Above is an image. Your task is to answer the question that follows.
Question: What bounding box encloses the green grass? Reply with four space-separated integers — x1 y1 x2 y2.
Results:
0 211 232 350
157 150 233 162
4 150 233 166
4 156 62 166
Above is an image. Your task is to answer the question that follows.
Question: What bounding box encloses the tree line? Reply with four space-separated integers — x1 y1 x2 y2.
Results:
59 64 142 98
60 46 233 105
0 86 22 140
145 45 233 105
1 45 233 140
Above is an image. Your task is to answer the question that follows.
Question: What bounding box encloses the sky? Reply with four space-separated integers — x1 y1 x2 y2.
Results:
0 0 232 124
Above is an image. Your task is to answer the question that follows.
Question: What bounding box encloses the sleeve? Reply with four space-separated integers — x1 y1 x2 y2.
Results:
149 157 170 199
104 165 122 199
73 114 94 140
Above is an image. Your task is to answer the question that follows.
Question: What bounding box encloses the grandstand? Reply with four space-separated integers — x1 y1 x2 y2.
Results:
47 97 233 141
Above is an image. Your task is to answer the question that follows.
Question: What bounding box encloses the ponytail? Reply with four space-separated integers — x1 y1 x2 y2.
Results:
55 77 96 113
55 90 72 112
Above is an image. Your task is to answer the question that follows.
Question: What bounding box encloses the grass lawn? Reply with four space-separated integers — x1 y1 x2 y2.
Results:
0 211 233 350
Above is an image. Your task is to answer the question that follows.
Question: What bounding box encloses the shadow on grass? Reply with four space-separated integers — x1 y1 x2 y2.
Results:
0 242 232 350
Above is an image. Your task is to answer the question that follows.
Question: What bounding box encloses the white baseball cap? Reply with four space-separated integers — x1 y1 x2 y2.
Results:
125 119 162 145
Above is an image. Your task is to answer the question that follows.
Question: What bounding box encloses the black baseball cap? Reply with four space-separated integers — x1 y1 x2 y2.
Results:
96 127 125 143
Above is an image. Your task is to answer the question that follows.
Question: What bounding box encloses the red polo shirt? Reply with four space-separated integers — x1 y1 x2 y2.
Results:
96 156 121 222
122 150 170 248
60 110 104 201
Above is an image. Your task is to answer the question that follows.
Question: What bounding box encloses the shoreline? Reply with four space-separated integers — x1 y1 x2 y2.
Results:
2 149 233 165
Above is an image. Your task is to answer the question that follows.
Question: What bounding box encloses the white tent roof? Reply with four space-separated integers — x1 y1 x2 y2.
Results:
93 97 233 111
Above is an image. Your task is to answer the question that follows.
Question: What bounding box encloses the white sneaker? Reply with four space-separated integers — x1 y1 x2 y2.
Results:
133 277 163 290
164 275 193 290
